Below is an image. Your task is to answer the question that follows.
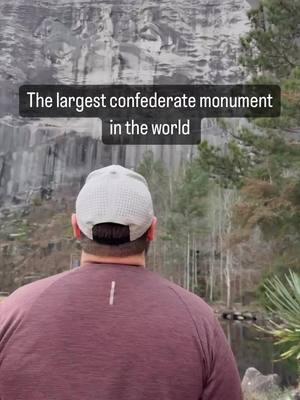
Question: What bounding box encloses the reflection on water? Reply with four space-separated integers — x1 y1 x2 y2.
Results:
221 320 298 387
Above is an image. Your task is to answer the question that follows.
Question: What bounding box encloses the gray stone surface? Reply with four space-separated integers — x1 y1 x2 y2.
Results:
0 0 251 205
242 367 282 396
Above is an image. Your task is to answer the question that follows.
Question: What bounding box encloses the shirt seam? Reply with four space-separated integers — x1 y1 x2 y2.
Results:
0 270 74 363
167 285 211 383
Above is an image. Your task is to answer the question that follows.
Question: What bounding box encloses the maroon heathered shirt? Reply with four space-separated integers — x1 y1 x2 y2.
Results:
0 263 242 400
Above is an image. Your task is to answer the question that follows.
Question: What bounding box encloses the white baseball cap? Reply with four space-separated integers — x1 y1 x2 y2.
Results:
76 165 154 241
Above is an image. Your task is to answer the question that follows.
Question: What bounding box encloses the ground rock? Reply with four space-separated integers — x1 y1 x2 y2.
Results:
291 389 300 400
242 367 281 397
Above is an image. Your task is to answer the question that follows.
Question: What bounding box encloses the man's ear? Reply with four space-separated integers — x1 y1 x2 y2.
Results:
147 217 157 241
71 214 82 240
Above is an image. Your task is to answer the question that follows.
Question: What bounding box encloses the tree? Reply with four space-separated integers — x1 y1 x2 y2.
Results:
261 271 300 362
137 150 170 218
240 0 300 79
137 152 210 291
137 151 171 274
165 160 210 292
195 0 300 303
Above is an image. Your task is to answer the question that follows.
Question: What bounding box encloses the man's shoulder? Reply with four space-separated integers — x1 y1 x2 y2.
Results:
0 270 73 355
154 276 221 362
154 274 216 323
0 270 71 318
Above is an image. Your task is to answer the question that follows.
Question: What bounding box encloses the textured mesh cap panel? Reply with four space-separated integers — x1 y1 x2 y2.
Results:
76 165 154 241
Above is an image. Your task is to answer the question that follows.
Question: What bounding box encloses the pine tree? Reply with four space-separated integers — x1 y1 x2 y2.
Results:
240 0 300 79
198 0 300 295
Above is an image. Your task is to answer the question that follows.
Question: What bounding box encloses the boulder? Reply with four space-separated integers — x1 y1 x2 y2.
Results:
242 367 281 397
291 389 300 400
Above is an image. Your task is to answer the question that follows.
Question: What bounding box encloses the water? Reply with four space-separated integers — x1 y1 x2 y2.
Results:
221 320 299 387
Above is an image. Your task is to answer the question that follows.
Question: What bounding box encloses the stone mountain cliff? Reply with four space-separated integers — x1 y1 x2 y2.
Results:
0 0 253 205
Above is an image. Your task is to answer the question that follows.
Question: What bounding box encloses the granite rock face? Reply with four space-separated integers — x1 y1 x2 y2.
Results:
0 0 252 204
242 367 281 397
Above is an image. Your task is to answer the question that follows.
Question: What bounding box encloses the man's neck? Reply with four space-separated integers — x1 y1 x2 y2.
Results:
80 252 146 267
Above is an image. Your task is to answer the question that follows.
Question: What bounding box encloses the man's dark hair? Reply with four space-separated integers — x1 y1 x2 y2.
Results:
80 223 149 257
